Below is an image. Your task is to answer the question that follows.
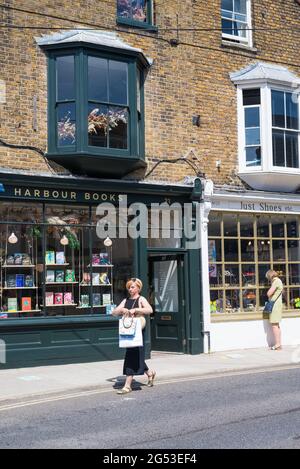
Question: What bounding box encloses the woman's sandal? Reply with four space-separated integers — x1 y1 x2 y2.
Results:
270 345 282 350
117 386 132 395
147 371 156 387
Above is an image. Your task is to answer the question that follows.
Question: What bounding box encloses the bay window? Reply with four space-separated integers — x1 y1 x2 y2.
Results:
231 62 300 191
37 30 150 177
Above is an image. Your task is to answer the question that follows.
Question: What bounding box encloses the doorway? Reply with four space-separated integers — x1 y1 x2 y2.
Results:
148 253 186 353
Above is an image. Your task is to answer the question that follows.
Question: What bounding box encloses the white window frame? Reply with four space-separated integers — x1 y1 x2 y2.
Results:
221 0 252 47
237 84 300 174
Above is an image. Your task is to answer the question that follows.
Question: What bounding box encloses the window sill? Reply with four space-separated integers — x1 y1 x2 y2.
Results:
211 310 300 322
221 40 258 53
238 170 300 192
46 151 146 178
117 18 158 32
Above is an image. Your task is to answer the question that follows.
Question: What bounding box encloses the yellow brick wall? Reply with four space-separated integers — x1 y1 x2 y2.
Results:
0 0 300 184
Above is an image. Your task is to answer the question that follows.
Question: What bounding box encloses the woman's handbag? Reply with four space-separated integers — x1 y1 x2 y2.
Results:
119 316 136 336
263 292 282 314
119 317 143 348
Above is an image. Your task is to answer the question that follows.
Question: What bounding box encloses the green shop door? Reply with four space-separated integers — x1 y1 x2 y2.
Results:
148 254 186 353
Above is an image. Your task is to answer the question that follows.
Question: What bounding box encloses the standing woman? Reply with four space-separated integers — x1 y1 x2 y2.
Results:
266 269 283 350
112 278 156 394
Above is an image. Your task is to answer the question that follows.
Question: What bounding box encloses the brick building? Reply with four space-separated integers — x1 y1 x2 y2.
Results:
0 1 300 367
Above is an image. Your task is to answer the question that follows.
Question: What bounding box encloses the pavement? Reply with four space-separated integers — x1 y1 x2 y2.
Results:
1 345 300 406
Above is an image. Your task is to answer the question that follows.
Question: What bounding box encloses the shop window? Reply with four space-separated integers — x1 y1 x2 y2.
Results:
209 212 300 318
221 0 252 46
0 202 134 320
117 0 156 30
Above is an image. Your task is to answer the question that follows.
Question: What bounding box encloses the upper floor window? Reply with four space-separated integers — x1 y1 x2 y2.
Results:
272 90 299 168
231 62 300 192
117 0 155 30
221 0 252 46
37 30 151 177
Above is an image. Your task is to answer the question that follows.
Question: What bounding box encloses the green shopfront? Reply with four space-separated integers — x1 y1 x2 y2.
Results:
0 173 203 368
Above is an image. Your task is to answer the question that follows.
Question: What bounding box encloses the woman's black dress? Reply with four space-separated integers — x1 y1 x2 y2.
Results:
123 297 149 376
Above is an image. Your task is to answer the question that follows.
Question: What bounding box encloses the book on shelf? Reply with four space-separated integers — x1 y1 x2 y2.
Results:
22 253 32 265
92 273 100 285
14 253 23 265
99 273 110 285
80 295 90 307
46 270 55 283
0 313 8 319
6 254 15 265
45 292 54 306
55 270 64 283
45 251 55 264
92 293 101 306
56 251 65 265
92 254 100 265
102 293 111 305
65 269 75 282
54 292 63 305
105 304 116 315
21 297 32 311
25 275 34 287
7 298 18 312
64 292 73 304
82 272 91 284
16 274 25 287
100 253 110 265
6 274 16 288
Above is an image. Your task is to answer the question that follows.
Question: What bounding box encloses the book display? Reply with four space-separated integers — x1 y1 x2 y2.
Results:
0 223 114 317
0 230 40 316
78 237 114 311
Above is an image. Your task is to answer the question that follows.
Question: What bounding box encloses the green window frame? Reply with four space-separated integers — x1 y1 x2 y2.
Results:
116 0 157 31
47 46 145 160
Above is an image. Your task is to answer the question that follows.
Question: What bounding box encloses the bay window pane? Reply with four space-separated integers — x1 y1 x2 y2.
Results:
286 131 299 168
222 0 233 11
57 103 76 146
109 61 128 105
109 106 128 149
272 90 285 128
245 107 259 127
286 92 299 130
246 146 261 166
88 104 108 147
246 128 260 145
272 130 285 166
57 56 74 101
88 56 108 102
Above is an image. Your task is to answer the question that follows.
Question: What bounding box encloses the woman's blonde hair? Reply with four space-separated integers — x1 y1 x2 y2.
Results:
265 269 279 281
126 278 143 291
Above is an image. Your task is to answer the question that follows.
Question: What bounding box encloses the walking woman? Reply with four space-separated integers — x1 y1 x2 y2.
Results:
266 269 283 350
112 278 156 394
